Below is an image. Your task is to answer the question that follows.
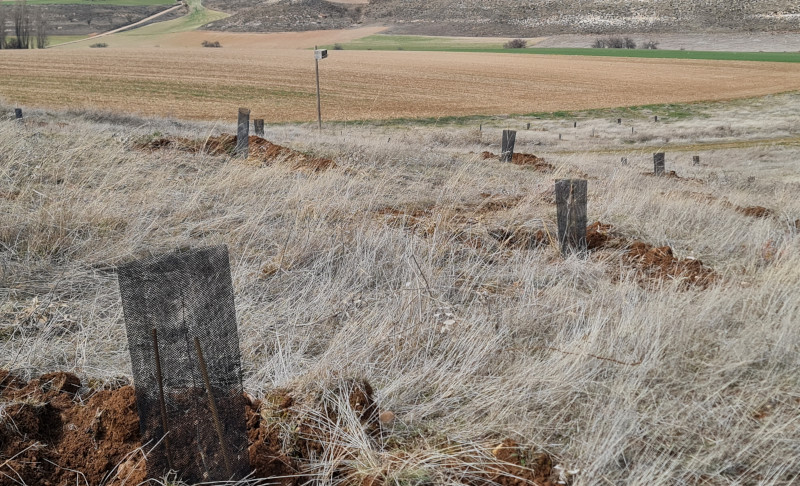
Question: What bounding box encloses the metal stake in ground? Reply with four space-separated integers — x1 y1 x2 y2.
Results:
236 108 250 158
654 152 665 176
194 336 234 478
314 47 328 131
500 129 516 162
151 328 174 471
14 108 22 120
254 119 265 137
555 179 588 256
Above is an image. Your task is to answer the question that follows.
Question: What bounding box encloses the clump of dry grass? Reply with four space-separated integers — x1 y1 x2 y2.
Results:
1 95 800 485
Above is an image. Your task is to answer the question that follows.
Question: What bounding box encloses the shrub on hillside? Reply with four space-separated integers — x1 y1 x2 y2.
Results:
592 36 637 49
503 38 527 49
642 40 660 50
201 40 222 48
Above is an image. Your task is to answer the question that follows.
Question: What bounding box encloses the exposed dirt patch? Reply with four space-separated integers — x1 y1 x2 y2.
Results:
0 371 144 486
377 192 526 241
482 151 554 172
1 372 559 486
588 221 716 289
136 134 336 172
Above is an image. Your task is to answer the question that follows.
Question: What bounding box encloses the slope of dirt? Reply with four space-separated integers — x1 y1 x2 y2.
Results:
587 221 716 289
136 134 337 172
1 372 561 486
481 151 554 172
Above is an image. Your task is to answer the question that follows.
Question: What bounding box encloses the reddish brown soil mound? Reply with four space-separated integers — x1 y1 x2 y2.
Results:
136 134 336 172
0 371 144 486
481 151 554 172
625 241 716 289
490 439 558 486
2 373 559 486
587 222 716 289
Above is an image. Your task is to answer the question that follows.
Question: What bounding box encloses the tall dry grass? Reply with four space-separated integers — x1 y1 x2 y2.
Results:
1 95 799 485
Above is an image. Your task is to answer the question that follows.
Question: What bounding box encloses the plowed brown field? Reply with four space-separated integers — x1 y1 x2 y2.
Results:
2 48 800 121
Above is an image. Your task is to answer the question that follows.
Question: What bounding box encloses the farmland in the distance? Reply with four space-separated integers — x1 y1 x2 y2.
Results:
2 47 800 121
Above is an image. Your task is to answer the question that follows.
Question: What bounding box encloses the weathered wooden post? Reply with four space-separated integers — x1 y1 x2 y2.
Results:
573 121 577 128
558 134 562 140
236 108 250 158
555 179 588 255
14 108 22 120
654 115 659 122
654 152 665 176
692 155 700 166
526 122 531 130
254 119 265 137
631 126 634 134
621 157 628 166
500 129 516 162
617 118 621 124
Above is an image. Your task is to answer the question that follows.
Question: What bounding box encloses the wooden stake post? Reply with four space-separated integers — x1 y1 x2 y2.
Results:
14 108 22 120
693 155 700 166
236 108 250 158
254 119 265 137
654 152 665 176
500 129 516 162
555 179 588 256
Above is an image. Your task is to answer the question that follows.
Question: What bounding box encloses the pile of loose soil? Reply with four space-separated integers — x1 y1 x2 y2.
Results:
587 221 716 289
135 134 336 172
0 370 143 486
481 151 555 172
1 372 561 486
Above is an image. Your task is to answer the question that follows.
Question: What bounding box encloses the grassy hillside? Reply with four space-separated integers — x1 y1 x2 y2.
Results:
1 92 799 484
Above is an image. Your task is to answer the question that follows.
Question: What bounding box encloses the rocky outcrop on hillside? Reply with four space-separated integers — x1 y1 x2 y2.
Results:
203 0 800 35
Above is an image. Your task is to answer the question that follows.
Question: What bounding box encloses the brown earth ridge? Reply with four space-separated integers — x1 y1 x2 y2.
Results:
0 371 564 486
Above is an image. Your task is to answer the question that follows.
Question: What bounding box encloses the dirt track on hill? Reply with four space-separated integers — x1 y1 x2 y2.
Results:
2 48 800 121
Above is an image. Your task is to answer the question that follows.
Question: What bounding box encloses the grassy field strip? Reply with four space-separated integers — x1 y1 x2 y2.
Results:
551 136 800 156
49 3 184 47
114 0 228 37
326 35 800 63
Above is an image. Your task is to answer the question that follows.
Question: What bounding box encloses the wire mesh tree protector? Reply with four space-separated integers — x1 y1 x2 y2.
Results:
117 246 251 482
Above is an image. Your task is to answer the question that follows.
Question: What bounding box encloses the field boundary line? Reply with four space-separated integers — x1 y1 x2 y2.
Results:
49 2 185 47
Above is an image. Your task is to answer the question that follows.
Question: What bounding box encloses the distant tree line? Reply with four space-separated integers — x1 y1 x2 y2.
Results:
0 0 49 49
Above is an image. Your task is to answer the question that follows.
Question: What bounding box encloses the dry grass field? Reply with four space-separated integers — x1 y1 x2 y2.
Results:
2 46 800 121
1 88 799 484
